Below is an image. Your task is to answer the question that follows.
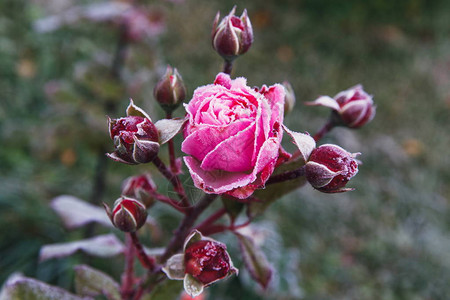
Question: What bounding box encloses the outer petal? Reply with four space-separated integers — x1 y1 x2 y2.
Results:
213 73 232 89
183 156 256 195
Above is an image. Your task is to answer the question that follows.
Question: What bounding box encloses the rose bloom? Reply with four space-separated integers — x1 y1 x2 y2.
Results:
182 73 285 199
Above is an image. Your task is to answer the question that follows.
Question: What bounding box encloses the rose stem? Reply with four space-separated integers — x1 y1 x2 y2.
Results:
223 59 234 75
266 166 306 185
151 192 186 213
159 194 217 263
130 232 156 271
121 234 135 300
152 156 190 208
195 207 227 234
313 119 335 142
165 112 178 174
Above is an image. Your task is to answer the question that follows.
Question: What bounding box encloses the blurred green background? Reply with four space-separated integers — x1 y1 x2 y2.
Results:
1 0 449 299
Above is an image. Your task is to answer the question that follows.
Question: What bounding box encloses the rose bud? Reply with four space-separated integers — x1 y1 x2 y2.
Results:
122 174 157 208
305 144 359 193
162 230 237 298
212 6 253 61
104 197 147 232
282 81 296 115
307 85 375 128
153 65 186 113
184 240 233 285
107 100 160 164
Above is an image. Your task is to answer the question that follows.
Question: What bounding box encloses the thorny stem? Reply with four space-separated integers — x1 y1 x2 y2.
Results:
195 207 227 234
152 156 190 208
121 234 135 300
165 112 178 174
266 166 306 185
222 58 234 75
313 119 336 142
159 194 217 263
130 232 156 271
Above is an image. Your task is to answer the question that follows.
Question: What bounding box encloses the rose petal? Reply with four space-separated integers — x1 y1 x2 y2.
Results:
181 120 252 161
213 73 232 89
200 123 255 172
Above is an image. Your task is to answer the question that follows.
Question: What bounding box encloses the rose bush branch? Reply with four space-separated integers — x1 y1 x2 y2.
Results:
160 194 217 263
121 234 135 300
152 156 190 208
130 232 157 271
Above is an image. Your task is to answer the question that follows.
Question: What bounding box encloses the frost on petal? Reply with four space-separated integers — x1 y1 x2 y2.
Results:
213 72 232 89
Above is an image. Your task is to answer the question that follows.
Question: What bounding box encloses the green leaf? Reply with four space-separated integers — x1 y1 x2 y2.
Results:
141 279 183 300
183 274 204 298
74 265 120 300
0 273 86 300
235 232 273 289
154 117 187 145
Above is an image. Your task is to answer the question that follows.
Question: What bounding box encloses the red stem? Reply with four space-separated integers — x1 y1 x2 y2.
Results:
266 166 306 185
195 207 227 233
152 156 190 208
121 234 135 300
159 194 217 263
223 59 234 75
313 119 335 142
151 192 186 213
130 232 156 271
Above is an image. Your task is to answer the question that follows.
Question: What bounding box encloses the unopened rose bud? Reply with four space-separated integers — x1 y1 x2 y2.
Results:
282 81 296 115
305 144 359 193
122 174 157 208
162 230 237 297
107 100 159 164
212 6 253 61
184 240 233 285
105 197 147 232
307 85 375 128
153 65 186 113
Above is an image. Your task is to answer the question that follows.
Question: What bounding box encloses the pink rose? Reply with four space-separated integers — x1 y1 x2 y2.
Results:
182 73 285 199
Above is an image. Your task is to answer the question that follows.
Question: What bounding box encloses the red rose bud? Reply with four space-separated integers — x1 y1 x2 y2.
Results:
107 114 159 164
305 144 359 193
307 85 375 129
107 197 147 232
282 81 296 115
184 240 233 285
154 65 186 113
122 174 157 208
212 6 253 60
